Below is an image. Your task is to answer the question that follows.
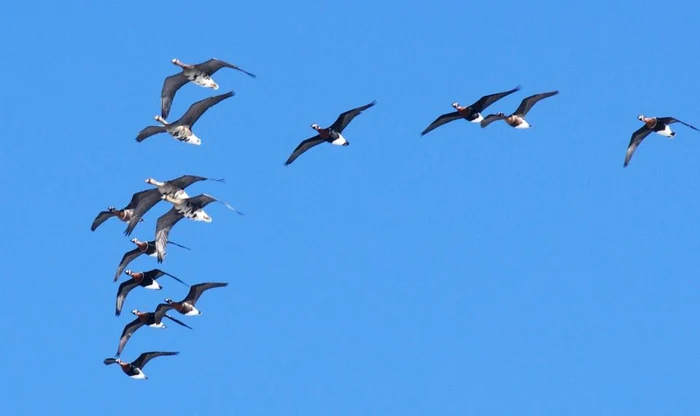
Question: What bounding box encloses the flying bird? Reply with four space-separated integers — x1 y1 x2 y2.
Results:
156 282 228 316
91 190 153 232
284 100 377 166
480 90 559 129
155 194 243 262
122 174 225 236
162 58 255 119
624 115 700 167
115 269 189 316
115 309 192 357
103 351 178 380
114 238 190 282
136 91 234 146
421 85 522 136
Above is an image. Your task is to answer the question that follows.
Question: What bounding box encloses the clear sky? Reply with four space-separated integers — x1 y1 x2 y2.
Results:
2 0 700 414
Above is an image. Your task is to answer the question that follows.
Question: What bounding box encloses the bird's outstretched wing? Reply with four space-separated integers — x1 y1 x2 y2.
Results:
168 175 225 190
284 135 325 166
116 317 146 357
513 90 559 117
186 282 229 304
329 100 377 133
657 117 700 131
420 111 461 136
90 210 116 231
136 125 167 143
164 314 193 330
144 269 189 286
624 125 653 167
187 194 244 215
160 73 189 119
155 208 186 263
131 351 179 370
124 189 162 236
114 248 142 282
469 85 522 113
196 58 256 78
480 113 507 128
176 91 235 127
115 279 139 316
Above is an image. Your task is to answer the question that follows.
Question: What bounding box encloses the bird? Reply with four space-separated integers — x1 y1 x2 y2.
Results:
122 175 225 236
114 238 190 282
624 115 700 167
154 194 243 262
161 58 255 119
284 100 377 166
115 269 189 316
420 85 522 136
480 90 559 129
156 282 228 316
91 190 152 232
115 309 192 357
136 91 235 146
104 351 179 380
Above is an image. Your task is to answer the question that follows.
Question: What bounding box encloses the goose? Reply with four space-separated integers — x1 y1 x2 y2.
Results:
162 58 255 119
115 269 189 316
154 194 243 262
156 282 228 316
123 175 225 236
480 90 559 129
421 85 522 136
114 238 190 282
136 91 234 146
284 100 377 166
104 351 178 380
91 189 153 232
115 309 192 357
624 115 700 167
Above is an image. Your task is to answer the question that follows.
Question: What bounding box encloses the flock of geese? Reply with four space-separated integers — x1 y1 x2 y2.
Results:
94 58 254 380
94 54 699 380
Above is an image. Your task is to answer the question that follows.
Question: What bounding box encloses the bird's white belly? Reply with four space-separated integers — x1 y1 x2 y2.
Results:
470 113 484 123
185 306 201 316
331 134 347 146
146 251 158 258
193 210 212 222
657 125 674 138
144 281 161 290
514 119 531 129
148 322 166 328
130 369 147 379
169 126 201 145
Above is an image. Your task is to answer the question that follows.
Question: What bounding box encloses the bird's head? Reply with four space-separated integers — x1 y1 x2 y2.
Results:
311 123 320 130
497 112 506 117
130 309 139 316
124 269 133 276
107 206 116 211
451 102 460 109
154 115 168 125
637 114 645 121
164 298 173 304
130 237 140 244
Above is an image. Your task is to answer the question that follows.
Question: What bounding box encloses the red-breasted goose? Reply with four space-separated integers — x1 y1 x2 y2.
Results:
122 175 224 236
480 90 559 129
115 269 189 316
114 238 190 282
156 282 228 316
136 91 234 146
624 115 700 167
115 309 192 357
154 194 243 262
284 100 377 166
91 189 152 232
161 58 255 119
104 351 178 380
421 85 522 136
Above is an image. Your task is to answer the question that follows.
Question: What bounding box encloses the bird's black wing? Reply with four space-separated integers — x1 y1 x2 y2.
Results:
284 135 325 166
186 282 229 304
514 90 559 117
90 210 116 231
420 111 462 136
114 248 142 282
187 193 243 215
124 189 162 236
196 58 256 78
144 269 189 286
160 73 189 119
164 314 193 329
136 125 167 143
131 351 179 370
155 207 186 263
469 85 522 113
115 279 139 316
154 303 176 323
176 91 235 127
329 100 377 133
624 125 653 167
116 317 146 357
168 175 224 190
480 113 506 128
657 117 700 132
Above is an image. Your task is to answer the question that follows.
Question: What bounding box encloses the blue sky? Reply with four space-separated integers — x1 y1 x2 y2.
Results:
2 0 700 414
